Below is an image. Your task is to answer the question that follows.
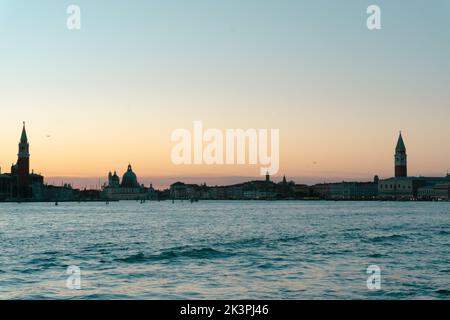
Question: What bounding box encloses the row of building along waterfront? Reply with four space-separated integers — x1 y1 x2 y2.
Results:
1 124 449 202
166 133 450 201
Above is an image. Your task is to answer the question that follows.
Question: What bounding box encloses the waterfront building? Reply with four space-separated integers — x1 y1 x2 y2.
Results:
205 185 227 200
378 177 422 199
379 133 450 199
169 182 203 200
379 176 450 200
0 172 11 200
310 183 331 198
0 123 45 201
170 176 300 200
43 184 77 202
292 184 310 198
417 183 450 200
102 164 156 200
311 177 379 200
330 181 379 200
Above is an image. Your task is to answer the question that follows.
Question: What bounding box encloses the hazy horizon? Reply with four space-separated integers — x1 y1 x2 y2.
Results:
45 174 375 190
44 170 449 190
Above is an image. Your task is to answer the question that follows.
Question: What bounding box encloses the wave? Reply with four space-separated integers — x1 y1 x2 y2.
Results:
366 234 407 243
221 235 306 250
435 289 450 296
25 257 61 269
276 235 307 244
221 237 265 248
115 247 233 264
97 235 310 264
367 253 384 258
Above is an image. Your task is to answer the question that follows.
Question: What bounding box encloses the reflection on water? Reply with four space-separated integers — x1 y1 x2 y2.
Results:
0 201 449 299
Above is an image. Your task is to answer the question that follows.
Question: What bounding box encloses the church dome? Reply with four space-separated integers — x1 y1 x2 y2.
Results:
121 164 139 188
111 171 120 183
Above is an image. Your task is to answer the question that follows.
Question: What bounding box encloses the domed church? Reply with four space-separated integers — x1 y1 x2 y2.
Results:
102 164 156 200
121 164 139 188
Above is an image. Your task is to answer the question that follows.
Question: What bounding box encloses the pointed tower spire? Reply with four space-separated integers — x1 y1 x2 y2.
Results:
20 121 28 143
395 131 406 152
18 122 30 158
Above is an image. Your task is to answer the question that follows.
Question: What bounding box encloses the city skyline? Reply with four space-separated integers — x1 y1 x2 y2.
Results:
1 1 450 186
1 122 449 190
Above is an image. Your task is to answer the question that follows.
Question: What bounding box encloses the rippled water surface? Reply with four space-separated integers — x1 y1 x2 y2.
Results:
0 201 449 299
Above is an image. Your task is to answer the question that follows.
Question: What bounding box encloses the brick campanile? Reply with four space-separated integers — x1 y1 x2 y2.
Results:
17 122 31 199
394 132 407 178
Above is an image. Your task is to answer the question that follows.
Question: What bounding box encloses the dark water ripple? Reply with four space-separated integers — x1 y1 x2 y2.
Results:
114 247 233 264
0 201 449 299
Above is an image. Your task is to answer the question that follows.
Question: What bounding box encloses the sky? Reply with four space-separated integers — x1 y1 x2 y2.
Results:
1 0 450 188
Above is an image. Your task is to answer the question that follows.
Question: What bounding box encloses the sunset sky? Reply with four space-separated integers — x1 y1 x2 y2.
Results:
1 0 450 188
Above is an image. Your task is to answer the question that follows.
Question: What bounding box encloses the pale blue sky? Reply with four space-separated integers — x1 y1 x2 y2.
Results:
1 0 449 184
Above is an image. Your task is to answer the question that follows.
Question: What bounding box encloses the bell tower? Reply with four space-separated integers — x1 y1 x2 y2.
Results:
17 122 31 198
394 131 407 178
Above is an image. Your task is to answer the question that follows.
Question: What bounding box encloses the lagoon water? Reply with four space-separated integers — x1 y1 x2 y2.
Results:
0 201 449 299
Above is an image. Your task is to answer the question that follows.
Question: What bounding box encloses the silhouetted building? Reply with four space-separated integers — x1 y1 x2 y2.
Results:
108 171 120 187
102 164 156 200
395 132 407 178
379 175 450 199
310 183 330 198
0 172 11 200
169 182 206 200
311 176 379 200
0 123 44 201
379 132 450 199
44 184 76 202
170 176 305 200
291 184 310 198
17 122 31 198
417 182 450 200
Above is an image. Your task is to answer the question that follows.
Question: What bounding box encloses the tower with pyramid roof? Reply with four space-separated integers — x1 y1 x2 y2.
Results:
394 132 407 177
